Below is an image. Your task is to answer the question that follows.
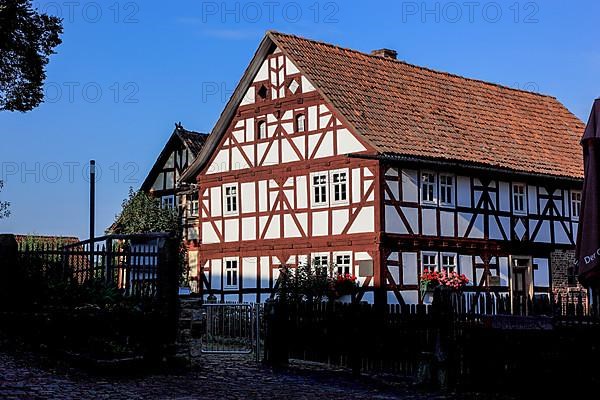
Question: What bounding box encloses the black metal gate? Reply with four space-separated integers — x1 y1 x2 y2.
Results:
200 303 261 360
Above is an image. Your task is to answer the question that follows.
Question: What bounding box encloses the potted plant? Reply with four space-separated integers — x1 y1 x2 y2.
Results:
333 273 358 303
419 269 440 304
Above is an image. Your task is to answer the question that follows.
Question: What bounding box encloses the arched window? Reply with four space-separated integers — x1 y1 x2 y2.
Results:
257 121 267 139
296 114 306 133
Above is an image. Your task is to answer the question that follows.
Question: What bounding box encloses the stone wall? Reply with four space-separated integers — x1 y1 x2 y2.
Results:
0 234 17 296
550 249 587 304
176 296 204 365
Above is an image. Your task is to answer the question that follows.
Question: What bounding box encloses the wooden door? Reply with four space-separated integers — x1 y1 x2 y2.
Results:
511 257 532 315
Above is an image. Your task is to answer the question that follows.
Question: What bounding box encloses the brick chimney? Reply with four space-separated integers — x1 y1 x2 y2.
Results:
371 48 397 60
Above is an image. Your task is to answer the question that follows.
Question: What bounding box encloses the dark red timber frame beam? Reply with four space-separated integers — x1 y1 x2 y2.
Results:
198 214 380 303
197 154 380 254
199 239 379 303
372 162 386 305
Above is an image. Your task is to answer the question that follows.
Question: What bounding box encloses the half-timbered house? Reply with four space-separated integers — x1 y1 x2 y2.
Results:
182 32 585 306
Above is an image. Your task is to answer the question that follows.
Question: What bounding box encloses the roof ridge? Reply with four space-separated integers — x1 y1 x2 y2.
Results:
173 124 209 137
268 30 556 100
179 130 209 136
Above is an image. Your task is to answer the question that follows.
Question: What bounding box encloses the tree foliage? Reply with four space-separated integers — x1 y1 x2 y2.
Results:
0 180 10 219
108 188 178 234
0 0 63 112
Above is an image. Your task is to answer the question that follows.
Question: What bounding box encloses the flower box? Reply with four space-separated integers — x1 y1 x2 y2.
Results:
419 269 469 303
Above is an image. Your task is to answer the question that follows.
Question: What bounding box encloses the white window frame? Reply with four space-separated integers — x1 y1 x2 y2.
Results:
296 114 306 133
571 190 582 221
311 171 329 208
441 252 457 273
420 171 437 205
312 253 330 276
330 169 349 206
439 174 455 208
224 257 239 290
421 251 438 272
257 120 267 140
512 183 527 215
333 252 352 276
161 195 175 210
223 183 239 216
189 199 199 217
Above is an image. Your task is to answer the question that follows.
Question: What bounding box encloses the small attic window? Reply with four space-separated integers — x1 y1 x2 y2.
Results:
257 85 268 100
257 120 267 139
295 114 306 133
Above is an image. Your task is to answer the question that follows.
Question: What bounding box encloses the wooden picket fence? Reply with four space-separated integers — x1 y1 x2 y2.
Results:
264 291 600 392
449 291 589 317
265 301 437 376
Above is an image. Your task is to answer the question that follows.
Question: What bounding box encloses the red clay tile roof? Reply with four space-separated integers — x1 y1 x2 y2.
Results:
269 32 585 179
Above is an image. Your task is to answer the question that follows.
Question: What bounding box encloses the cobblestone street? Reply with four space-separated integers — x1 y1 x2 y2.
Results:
0 350 472 400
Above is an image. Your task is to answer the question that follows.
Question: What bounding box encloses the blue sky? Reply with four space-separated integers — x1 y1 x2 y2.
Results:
0 0 598 239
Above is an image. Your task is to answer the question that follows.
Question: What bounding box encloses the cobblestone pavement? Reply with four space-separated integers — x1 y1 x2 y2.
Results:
0 351 512 400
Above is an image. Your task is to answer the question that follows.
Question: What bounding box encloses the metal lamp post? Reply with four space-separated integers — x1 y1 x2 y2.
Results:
90 160 95 267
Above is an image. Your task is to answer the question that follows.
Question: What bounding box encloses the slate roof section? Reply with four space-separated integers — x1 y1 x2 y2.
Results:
177 128 209 157
269 31 585 179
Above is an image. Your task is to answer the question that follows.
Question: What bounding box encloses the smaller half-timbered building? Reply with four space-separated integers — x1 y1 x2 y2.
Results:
110 123 209 243
182 32 586 306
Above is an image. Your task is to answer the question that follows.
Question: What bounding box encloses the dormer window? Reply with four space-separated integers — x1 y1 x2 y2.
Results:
295 114 306 133
257 120 267 140
257 85 268 100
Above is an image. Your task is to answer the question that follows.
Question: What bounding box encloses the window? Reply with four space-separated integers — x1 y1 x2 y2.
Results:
422 252 438 271
334 253 352 275
296 114 306 133
187 227 199 241
330 170 348 204
441 253 457 273
313 254 329 276
512 183 526 215
161 195 174 209
257 85 268 100
311 172 328 207
189 199 199 217
439 174 454 207
223 184 238 215
177 149 188 170
421 172 437 204
257 120 267 140
288 79 300 94
225 258 239 289
571 191 582 220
